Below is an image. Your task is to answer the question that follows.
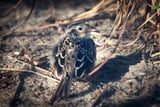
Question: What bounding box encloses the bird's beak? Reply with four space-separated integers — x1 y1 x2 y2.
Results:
88 26 101 36
88 25 99 33
89 28 98 32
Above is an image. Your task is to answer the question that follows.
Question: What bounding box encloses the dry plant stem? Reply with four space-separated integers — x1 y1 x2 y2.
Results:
153 61 160 64
69 0 111 21
63 0 114 22
123 29 147 47
15 23 60 34
142 23 157 59
0 68 56 81
89 0 137 76
88 53 115 76
110 0 137 39
58 0 111 24
109 11 122 39
151 52 160 57
138 12 157 30
6 56 59 82
123 32 141 47
0 68 27 72
2 0 22 17
1 0 35 37
13 0 116 34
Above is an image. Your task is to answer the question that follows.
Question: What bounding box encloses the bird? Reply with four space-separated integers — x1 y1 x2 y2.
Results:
50 22 96 103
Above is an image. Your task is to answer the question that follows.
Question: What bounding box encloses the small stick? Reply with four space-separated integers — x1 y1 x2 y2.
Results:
137 12 157 30
6 56 59 82
0 68 57 81
2 0 22 17
12 0 115 34
88 53 115 76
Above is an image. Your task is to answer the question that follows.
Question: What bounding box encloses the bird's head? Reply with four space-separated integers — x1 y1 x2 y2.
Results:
66 22 96 38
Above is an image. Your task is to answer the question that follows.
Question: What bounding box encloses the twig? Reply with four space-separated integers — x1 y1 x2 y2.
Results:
109 11 122 39
14 23 60 34
151 52 160 57
0 68 27 72
12 0 116 34
88 53 115 76
1 0 22 17
1 0 35 37
0 68 57 81
153 61 160 64
123 29 147 47
89 0 137 76
137 12 157 30
6 56 59 82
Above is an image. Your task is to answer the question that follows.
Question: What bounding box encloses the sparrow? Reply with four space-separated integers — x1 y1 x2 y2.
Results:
50 23 96 103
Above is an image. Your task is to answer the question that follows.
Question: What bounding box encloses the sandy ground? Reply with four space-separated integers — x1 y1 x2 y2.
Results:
0 0 160 107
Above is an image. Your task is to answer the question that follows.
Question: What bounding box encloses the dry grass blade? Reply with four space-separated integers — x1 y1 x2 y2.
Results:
58 0 114 25
12 0 116 34
117 1 135 45
153 61 160 64
14 23 60 34
109 0 137 38
1 0 22 17
73 0 110 18
89 0 139 76
123 31 142 47
0 68 27 72
0 68 55 81
6 56 59 82
109 11 122 38
151 52 160 57
88 53 115 76
147 1 160 63
137 12 157 30
1 0 35 37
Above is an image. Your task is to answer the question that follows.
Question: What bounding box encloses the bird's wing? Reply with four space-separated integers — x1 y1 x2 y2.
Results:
76 38 96 63
84 38 96 63
74 38 96 77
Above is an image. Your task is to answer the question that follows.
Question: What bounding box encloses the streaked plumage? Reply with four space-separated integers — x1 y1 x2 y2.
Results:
51 23 96 103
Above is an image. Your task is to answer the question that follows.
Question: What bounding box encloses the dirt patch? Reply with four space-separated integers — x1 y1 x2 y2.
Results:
0 0 160 107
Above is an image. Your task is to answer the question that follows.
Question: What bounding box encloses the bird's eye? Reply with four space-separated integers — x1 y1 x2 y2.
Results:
77 26 83 31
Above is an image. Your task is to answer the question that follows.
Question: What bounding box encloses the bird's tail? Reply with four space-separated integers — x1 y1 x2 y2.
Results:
50 74 71 104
